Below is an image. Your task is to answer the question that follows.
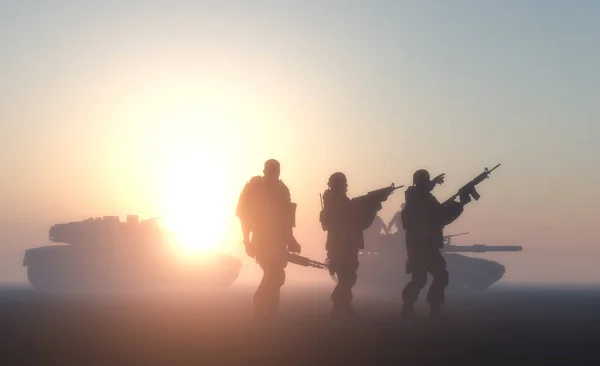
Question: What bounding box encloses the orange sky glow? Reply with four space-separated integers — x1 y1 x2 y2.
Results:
1 2 599 285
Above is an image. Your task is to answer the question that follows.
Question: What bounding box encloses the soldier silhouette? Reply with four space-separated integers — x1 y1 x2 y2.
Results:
320 173 389 320
236 159 301 319
400 169 466 319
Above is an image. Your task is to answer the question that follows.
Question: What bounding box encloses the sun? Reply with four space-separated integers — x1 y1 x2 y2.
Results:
142 95 264 258
159 151 232 257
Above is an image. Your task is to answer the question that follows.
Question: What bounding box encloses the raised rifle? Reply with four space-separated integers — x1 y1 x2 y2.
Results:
351 183 404 204
442 164 501 206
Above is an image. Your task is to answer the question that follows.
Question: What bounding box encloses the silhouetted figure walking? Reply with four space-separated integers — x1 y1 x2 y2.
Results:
400 170 465 319
236 159 301 319
320 173 394 320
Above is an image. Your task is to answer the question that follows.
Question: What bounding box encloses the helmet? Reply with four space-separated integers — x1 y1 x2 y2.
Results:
327 172 347 190
413 169 430 187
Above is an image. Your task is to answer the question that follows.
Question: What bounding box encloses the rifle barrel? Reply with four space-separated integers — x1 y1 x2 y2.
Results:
488 163 501 173
442 164 501 206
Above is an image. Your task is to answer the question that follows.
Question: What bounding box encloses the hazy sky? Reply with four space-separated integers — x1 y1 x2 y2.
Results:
1 1 599 284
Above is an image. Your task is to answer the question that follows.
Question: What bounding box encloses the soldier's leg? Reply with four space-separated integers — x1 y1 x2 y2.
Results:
333 251 359 314
346 251 359 308
253 258 270 316
265 262 286 314
254 255 287 316
328 256 343 307
426 250 449 316
401 257 427 316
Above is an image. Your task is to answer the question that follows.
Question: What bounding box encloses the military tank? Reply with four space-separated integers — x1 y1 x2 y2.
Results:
22 215 242 292
355 231 522 294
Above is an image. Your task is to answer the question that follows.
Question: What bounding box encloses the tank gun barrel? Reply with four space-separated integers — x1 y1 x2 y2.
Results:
445 232 469 238
443 244 523 253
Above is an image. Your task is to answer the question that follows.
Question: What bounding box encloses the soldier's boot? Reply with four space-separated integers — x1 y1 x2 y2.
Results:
344 305 359 321
253 303 266 319
429 303 440 317
428 303 448 320
253 291 271 320
330 302 358 321
265 301 280 320
330 302 344 320
258 286 282 321
253 281 265 319
400 302 419 320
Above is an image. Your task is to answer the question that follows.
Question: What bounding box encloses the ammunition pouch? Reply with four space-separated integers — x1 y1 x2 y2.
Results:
290 202 297 228
319 209 328 231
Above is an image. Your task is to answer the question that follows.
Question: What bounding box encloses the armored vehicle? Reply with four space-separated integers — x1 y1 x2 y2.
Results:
356 231 522 293
23 215 242 292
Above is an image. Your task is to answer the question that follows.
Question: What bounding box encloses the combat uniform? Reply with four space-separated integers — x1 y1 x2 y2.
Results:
320 173 382 319
400 182 463 317
236 173 297 317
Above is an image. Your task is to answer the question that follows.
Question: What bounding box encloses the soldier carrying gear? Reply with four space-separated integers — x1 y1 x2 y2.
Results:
320 172 393 320
400 169 465 319
236 159 301 319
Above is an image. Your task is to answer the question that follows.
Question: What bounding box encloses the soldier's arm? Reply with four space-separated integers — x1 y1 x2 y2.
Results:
281 182 295 237
351 198 382 231
281 182 302 252
240 220 251 244
236 183 252 243
440 201 463 226
430 194 463 227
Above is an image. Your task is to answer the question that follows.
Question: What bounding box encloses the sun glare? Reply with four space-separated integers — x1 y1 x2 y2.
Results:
131 85 271 258
160 146 233 257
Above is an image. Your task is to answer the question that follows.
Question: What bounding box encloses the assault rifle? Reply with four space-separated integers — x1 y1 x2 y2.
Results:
351 183 404 204
289 254 338 282
442 164 501 206
287 253 329 270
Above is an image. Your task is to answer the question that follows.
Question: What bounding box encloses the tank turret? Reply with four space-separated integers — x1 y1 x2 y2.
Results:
48 215 162 246
23 215 242 292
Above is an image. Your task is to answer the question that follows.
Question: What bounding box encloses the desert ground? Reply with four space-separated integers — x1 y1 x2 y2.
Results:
1 281 599 365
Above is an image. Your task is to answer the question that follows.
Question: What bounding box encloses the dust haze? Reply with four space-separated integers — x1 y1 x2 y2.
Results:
2 1 600 363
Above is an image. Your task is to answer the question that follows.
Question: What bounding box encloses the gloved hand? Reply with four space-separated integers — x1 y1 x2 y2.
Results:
287 237 301 254
459 191 471 205
432 173 445 185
